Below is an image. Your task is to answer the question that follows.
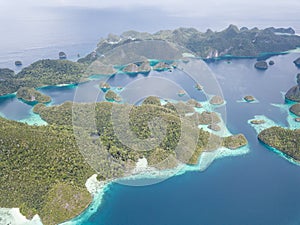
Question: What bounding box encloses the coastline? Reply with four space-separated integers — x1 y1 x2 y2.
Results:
0 208 42 225
248 97 300 166
0 68 251 225
59 104 250 225
61 143 249 225
1 49 298 224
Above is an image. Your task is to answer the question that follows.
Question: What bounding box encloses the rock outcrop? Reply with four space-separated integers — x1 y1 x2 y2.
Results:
244 95 255 102
105 90 121 102
123 63 139 73
210 95 224 105
59 52 67 60
15 61 22 66
100 82 111 92
153 62 171 71
285 74 300 102
138 61 151 73
250 120 265 125
254 61 268 70
293 57 300 68
289 103 300 116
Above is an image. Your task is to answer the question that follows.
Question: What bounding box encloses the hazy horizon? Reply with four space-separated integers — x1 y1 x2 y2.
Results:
1 0 300 68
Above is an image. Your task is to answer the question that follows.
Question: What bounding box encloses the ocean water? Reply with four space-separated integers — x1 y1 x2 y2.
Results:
1 51 300 224
80 54 300 225
1 5 300 70
1 5 300 225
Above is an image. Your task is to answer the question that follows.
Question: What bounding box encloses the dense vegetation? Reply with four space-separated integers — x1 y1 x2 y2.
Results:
80 25 300 66
105 90 121 102
258 127 300 160
16 87 51 104
33 100 247 166
0 118 94 225
17 59 86 87
0 68 20 95
142 96 162 106
223 134 248 149
0 94 249 224
0 59 86 96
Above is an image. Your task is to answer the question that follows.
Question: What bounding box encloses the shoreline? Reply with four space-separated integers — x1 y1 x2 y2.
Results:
0 208 42 225
59 144 250 225
1 52 293 224
248 97 300 166
0 46 299 99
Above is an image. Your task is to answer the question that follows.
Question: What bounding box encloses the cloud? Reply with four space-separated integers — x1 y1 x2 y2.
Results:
1 0 299 24
45 0 300 17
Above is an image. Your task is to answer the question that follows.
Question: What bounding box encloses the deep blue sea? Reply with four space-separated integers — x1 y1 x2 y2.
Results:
1 52 300 225
73 54 300 225
1 5 300 225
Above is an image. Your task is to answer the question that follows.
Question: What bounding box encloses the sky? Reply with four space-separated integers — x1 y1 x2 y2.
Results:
0 0 300 60
1 0 300 22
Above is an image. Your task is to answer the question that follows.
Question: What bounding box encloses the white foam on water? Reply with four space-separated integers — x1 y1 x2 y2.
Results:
19 110 48 126
0 208 42 225
249 101 300 166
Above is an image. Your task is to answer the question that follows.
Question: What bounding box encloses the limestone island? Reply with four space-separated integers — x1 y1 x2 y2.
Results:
99 82 111 92
122 61 152 74
59 51 67 60
250 119 266 125
122 63 139 74
195 83 203 91
4 24 300 224
178 90 186 97
290 103 300 116
210 95 225 105
244 95 256 102
293 57 300 68
15 61 22 66
153 62 172 71
79 25 300 66
285 74 300 102
254 61 268 70
105 90 121 102
0 60 85 96
138 61 151 73
258 127 300 160
16 87 51 104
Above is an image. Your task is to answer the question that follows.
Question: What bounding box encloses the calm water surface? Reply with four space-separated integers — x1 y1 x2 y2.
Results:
1 6 300 225
1 52 300 225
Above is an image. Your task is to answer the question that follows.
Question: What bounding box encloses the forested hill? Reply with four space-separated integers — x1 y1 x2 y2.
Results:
79 25 300 64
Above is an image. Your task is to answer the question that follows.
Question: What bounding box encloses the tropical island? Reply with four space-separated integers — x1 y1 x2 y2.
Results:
258 127 300 160
16 87 51 104
1 96 248 224
1 25 300 96
257 74 300 162
1 25 300 224
80 25 300 66
0 59 85 97
285 73 300 102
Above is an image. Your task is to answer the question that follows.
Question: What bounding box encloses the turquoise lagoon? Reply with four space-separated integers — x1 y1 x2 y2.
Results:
1 52 300 225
